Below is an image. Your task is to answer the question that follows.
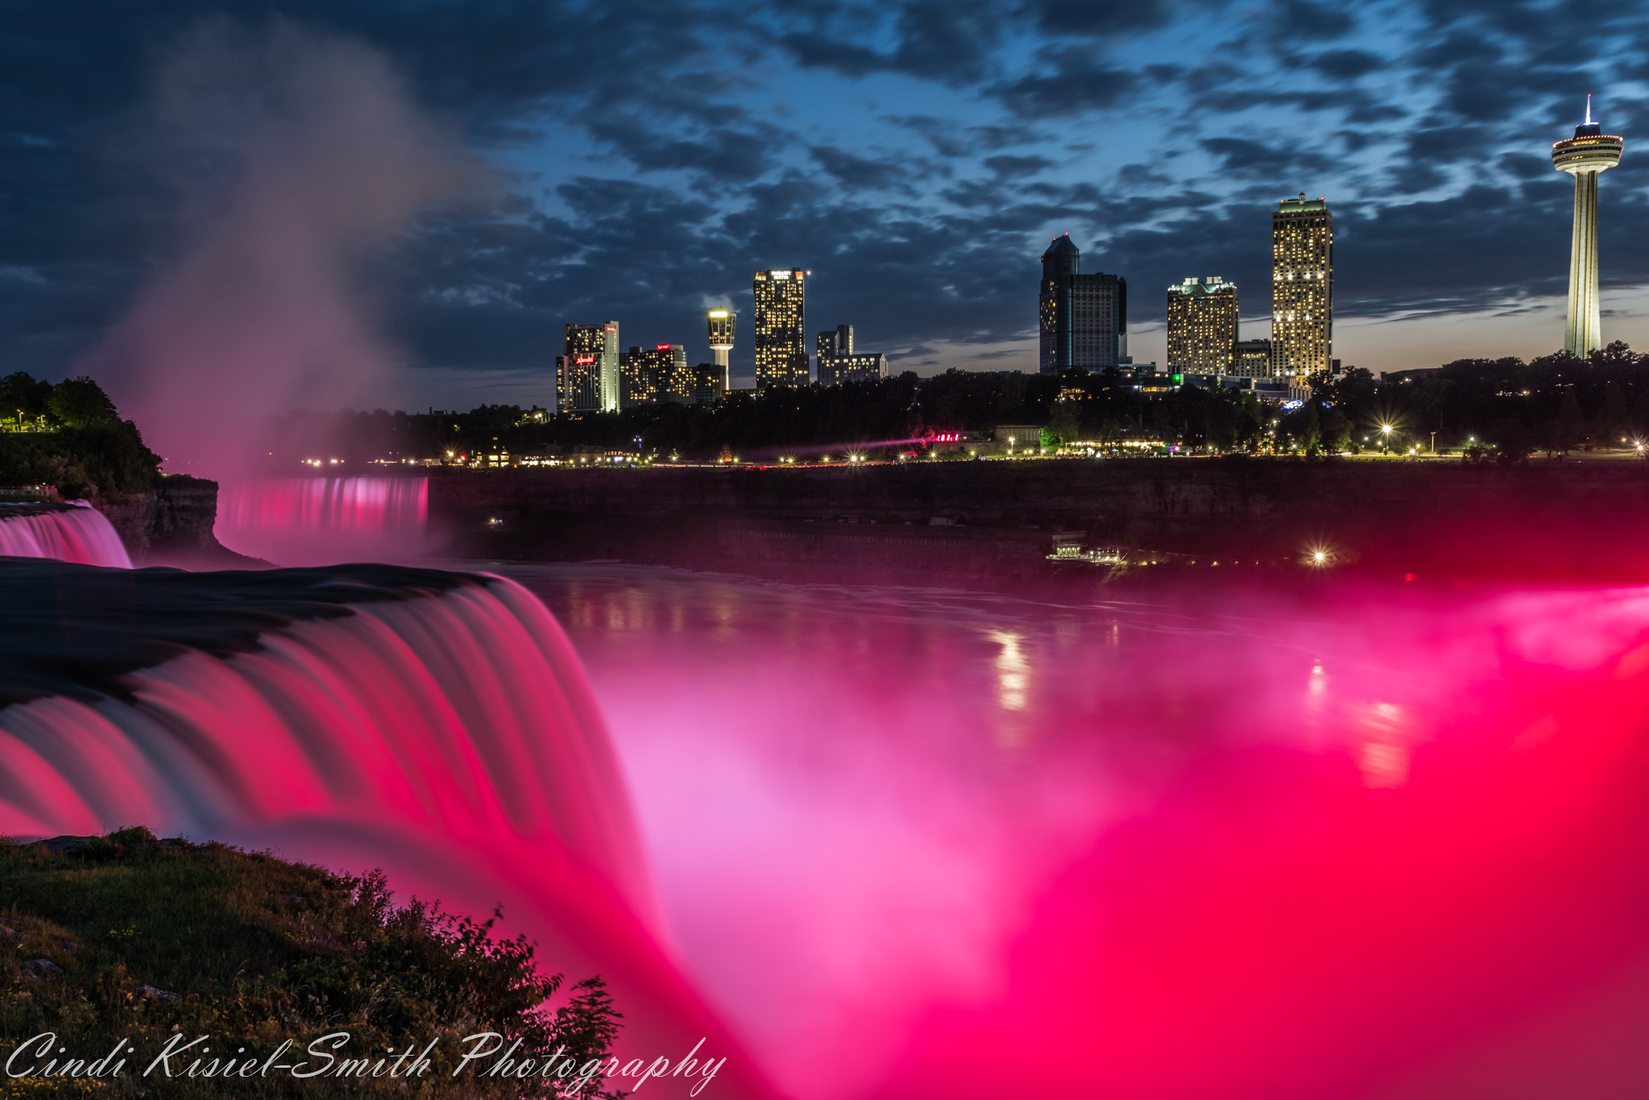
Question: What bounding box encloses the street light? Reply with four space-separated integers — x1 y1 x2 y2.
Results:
1303 543 1335 568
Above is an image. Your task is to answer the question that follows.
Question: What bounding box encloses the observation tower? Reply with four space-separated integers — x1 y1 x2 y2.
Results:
1553 94 1624 355
707 309 735 370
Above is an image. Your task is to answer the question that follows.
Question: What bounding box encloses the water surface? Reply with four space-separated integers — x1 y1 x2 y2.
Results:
499 562 1649 1099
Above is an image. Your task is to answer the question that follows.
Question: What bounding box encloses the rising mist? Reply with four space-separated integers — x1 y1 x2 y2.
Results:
85 19 474 477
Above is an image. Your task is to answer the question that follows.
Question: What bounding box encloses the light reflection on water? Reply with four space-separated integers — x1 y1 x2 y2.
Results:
495 563 1649 1099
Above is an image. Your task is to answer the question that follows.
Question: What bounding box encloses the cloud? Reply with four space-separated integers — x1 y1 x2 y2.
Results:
775 0 1012 85
1265 0 1355 41
586 112 788 182
992 50 1140 116
1201 137 1333 181
1300 49 1386 79
983 154 1056 177
1019 0 1180 35
811 147 920 191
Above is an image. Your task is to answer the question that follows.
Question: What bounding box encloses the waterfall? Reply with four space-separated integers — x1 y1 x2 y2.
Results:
0 559 771 1097
0 503 132 568
216 477 430 565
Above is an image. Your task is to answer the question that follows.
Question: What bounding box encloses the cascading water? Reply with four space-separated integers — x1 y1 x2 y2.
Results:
0 503 132 568
216 476 429 565
0 559 773 1098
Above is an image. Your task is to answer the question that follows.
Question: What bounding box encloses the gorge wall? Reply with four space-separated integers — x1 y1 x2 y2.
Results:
429 459 1649 584
101 474 236 563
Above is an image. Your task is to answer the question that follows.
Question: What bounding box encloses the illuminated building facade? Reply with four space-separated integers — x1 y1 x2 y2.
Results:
815 323 890 385
817 323 853 366
618 347 656 407
553 356 572 413
690 362 728 403
821 351 888 385
656 344 693 404
559 321 621 413
1232 338 1274 379
753 269 809 389
1039 234 1126 374
1270 195 1333 379
620 344 690 407
1166 277 1238 374
1553 95 1624 355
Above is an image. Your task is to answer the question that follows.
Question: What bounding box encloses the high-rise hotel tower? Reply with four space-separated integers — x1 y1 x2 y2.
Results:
817 323 889 385
753 270 809 389
1166 276 1239 374
1039 234 1126 374
1553 95 1623 355
558 321 620 413
620 344 691 406
1270 195 1333 379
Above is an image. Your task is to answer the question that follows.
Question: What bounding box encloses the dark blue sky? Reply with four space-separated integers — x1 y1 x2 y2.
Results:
4 0 1649 408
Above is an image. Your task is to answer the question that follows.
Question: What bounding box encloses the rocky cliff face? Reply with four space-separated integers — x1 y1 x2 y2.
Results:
428 459 1649 585
99 492 155 554
101 475 234 563
149 476 222 553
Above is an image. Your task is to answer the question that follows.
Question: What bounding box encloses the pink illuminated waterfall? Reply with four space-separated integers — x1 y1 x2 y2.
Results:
0 503 131 567
216 476 429 565
0 565 773 1097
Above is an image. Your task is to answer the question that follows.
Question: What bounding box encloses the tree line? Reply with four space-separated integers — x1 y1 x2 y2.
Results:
0 373 162 500
276 343 1649 465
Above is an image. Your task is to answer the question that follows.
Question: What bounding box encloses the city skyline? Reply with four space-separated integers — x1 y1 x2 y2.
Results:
5 3 1649 411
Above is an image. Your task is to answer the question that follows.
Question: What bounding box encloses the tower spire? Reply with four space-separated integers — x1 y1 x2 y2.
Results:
1586 92 1593 126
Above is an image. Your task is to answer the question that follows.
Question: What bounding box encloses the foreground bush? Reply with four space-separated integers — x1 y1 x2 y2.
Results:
0 829 622 1097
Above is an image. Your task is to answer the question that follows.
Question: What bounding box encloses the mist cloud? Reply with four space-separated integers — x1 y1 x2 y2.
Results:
86 19 475 474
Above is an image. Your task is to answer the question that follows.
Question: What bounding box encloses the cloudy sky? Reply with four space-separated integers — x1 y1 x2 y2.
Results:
5 0 1649 409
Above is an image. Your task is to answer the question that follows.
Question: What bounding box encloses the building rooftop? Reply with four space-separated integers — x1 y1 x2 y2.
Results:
1042 233 1080 259
1277 193 1329 214
1168 276 1236 295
